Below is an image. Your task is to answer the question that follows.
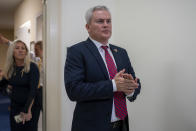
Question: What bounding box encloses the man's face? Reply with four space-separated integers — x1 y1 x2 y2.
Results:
34 45 43 58
86 10 112 44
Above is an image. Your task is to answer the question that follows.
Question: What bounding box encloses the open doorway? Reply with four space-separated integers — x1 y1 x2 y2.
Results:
0 0 45 131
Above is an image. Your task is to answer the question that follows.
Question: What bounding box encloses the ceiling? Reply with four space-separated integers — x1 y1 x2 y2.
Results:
0 0 23 29
0 0 23 12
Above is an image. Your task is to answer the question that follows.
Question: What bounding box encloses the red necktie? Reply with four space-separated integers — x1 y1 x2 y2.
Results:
101 46 128 120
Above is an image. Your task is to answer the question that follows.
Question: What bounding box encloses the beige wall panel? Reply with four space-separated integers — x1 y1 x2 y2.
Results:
14 0 42 41
0 29 14 68
0 44 8 69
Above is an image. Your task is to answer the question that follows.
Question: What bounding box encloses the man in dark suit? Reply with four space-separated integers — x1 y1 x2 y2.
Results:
64 5 141 131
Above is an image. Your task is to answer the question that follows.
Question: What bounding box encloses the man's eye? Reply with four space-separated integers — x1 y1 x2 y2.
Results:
107 20 111 23
96 20 104 23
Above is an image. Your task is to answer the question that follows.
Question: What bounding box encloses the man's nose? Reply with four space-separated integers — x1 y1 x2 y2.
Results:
103 21 109 27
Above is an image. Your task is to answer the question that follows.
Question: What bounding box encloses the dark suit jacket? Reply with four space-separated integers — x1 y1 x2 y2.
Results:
64 38 141 131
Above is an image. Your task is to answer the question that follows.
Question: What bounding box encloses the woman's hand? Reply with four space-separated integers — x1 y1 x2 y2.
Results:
0 34 9 44
20 112 32 124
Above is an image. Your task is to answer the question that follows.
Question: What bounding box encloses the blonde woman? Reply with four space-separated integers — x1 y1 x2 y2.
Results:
0 40 40 131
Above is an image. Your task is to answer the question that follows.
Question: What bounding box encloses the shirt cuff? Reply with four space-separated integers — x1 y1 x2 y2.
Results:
126 91 135 97
112 79 135 96
112 79 117 92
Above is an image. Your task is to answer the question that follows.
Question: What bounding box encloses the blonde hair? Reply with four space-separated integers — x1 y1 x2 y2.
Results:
4 40 31 79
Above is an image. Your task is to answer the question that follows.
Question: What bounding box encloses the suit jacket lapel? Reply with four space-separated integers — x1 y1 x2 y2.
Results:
110 45 123 72
85 38 109 79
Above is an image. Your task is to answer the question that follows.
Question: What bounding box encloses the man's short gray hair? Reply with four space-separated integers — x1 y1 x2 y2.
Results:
85 5 111 24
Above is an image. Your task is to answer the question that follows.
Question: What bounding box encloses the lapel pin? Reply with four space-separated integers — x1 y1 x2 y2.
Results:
114 49 118 52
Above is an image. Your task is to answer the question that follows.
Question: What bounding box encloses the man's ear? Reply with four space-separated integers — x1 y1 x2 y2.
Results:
86 24 90 32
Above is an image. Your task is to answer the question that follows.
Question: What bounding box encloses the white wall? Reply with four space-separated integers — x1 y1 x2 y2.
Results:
45 0 61 131
46 0 196 131
113 0 196 131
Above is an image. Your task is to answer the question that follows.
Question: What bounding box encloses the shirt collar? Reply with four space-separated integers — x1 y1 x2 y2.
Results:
89 37 110 49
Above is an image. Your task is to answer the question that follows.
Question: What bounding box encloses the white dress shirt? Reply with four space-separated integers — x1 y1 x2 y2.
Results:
90 38 134 122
